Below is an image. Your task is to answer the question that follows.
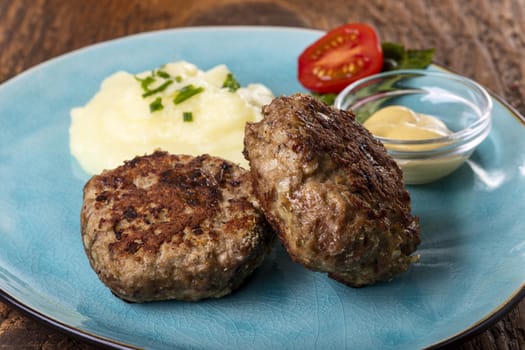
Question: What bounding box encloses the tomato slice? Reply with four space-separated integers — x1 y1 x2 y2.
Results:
298 23 384 93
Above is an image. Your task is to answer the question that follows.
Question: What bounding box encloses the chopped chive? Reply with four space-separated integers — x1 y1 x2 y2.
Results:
149 97 164 112
173 85 204 105
222 73 240 92
183 111 193 122
135 75 156 91
175 75 183 83
156 70 171 79
142 79 173 98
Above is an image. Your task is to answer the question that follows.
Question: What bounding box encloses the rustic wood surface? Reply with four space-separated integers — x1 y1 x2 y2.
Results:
0 0 524 349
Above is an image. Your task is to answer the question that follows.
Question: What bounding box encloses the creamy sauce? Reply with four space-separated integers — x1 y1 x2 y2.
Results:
69 61 274 175
363 105 465 184
363 105 451 145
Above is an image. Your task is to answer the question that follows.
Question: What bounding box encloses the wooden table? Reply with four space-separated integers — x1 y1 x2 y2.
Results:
1 0 524 349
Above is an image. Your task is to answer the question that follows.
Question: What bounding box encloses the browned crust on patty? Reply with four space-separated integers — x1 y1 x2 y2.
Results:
243 94 420 287
81 151 275 302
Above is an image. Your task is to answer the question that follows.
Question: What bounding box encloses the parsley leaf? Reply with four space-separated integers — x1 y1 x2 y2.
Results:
381 42 434 71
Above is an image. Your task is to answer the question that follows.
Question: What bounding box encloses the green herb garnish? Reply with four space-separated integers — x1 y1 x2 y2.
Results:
149 97 164 112
381 42 434 71
173 85 204 105
155 70 171 79
222 73 241 92
136 76 156 91
142 80 173 98
175 75 183 83
183 111 193 122
312 92 338 106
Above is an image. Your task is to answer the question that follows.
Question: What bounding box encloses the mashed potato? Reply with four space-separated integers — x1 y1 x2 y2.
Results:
70 61 274 174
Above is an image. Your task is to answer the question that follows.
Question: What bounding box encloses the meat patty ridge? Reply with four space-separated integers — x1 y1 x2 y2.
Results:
81 151 275 302
243 94 420 287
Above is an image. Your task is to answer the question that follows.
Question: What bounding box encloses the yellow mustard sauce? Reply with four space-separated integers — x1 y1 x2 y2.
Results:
363 105 466 184
363 105 449 142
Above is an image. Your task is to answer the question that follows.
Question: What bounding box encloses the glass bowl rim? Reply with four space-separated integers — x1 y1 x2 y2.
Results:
333 69 493 150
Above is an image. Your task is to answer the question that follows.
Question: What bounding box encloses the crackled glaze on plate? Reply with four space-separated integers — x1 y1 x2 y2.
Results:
1 27 525 350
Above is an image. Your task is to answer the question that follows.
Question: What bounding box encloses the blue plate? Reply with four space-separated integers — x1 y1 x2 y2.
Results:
1 26 524 350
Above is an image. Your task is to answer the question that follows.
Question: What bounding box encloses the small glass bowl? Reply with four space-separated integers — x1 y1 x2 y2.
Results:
334 69 493 184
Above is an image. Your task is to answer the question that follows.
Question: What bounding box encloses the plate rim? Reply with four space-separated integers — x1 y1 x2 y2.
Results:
0 25 524 350
0 289 134 350
0 25 323 87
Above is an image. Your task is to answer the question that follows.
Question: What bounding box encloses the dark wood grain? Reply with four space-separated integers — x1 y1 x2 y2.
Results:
1 0 524 349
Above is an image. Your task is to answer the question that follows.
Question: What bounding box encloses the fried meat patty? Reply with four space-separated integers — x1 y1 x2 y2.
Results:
243 94 420 287
81 151 274 302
